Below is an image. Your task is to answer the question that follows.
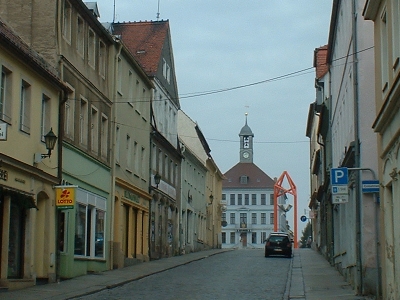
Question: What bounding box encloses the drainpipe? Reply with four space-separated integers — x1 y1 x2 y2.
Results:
352 0 363 294
109 37 123 268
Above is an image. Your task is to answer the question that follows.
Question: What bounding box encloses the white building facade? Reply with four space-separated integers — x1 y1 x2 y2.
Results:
221 117 283 249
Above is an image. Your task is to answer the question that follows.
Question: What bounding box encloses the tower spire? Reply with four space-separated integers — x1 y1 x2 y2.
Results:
156 0 161 20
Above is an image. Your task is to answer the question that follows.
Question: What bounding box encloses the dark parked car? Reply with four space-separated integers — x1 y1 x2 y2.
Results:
264 232 292 258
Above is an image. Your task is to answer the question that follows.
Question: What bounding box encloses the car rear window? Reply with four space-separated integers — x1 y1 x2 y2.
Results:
269 236 288 243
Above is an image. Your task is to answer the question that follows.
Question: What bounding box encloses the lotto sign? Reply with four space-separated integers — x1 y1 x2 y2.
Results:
55 186 76 209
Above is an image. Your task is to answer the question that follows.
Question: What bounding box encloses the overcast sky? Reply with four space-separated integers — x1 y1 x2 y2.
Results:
95 0 333 237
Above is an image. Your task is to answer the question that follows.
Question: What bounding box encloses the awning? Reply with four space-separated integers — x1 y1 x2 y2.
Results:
0 186 38 209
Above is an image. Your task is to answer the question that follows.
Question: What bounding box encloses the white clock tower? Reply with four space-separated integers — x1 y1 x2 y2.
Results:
239 113 254 163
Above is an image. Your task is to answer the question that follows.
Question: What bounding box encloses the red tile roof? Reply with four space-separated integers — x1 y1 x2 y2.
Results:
113 21 169 76
223 163 275 189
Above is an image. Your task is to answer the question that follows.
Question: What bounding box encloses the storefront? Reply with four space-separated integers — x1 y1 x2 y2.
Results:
0 161 58 290
112 179 150 269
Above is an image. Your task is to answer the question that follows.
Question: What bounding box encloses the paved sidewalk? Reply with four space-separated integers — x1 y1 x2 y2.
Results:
3 247 375 300
287 248 374 300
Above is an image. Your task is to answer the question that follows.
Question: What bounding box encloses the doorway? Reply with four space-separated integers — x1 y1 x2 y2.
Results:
240 232 247 247
8 202 25 278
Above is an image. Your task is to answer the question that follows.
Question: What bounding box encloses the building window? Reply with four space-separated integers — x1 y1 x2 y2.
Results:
141 147 146 178
261 194 266 205
63 0 72 42
88 28 96 69
64 90 75 139
393 0 400 71
261 232 267 243
381 9 389 92
77 15 84 56
240 213 247 227
270 194 274 205
80 97 88 146
222 194 226 201
252 213 257 224
91 106 99 154
252 232 257 244
0 66 12 123
101 114 108 159
222 213 226 222
128 71 134 106
230 213 235 224
132 141 137 173
41 94 51 142
126 134 132 171
162 58 170 83
99 40 106 77
74 189 106 258
240 175 248 184
252 194 257 205
270 213 274 225
230 232 235 244
230 194 235 205
222 232 226 244
20 80 31 133
115 126 120 164
261 213 266 224
245 194 249 205
238 194 242 205
117 57 122 94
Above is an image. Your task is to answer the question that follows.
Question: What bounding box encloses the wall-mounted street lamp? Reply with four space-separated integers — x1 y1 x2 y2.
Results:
154 172 161 188
42 128 58 158
34 128 58 163
208 194 214 206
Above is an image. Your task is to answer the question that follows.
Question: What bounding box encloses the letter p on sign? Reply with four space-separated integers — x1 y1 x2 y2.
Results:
331 167 348 185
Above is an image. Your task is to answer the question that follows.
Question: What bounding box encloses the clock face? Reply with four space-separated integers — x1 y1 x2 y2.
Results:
243 152 249 159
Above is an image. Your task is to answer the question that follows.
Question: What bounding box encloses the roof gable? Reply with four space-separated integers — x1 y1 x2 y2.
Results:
113 21 169 76
223 163 275 188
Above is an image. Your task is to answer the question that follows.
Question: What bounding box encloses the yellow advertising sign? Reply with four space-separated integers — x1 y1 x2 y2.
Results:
55 186 76 209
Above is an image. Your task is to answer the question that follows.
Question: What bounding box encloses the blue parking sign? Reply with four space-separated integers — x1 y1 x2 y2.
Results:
331 168 348 185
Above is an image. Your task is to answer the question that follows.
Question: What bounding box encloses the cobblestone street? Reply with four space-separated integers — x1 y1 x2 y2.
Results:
74 249 290 300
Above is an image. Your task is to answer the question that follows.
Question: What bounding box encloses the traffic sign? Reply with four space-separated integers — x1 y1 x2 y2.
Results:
362 180 380 193
300 215 307 222
332 194 348 204
331 168 348 185
332 185 348 194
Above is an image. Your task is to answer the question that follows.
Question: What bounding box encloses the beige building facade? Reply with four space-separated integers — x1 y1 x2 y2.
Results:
364 1 400 298
110 40 153 268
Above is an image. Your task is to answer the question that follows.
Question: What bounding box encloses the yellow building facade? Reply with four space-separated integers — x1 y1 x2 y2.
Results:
0 19 68 289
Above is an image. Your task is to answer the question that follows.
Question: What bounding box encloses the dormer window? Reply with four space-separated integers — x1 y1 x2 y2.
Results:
162 58 171 83
240 175 248 184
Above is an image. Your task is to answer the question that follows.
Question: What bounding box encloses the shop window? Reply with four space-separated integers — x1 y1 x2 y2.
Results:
74 189 106 258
